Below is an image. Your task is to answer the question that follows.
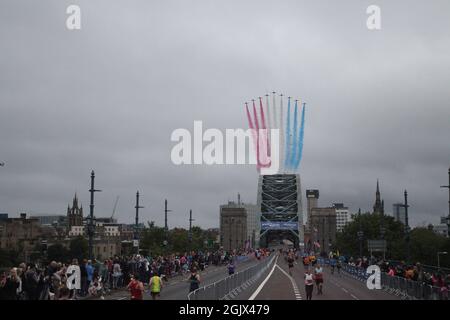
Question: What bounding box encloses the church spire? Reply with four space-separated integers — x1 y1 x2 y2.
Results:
73 193 79 209
373 179 384 215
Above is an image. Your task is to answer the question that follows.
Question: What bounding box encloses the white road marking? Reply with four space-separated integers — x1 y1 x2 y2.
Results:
350 294 359 300
342 288 348 293
248 255 278 300
276 265 302 300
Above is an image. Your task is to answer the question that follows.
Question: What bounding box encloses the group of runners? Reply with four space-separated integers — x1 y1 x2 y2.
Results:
282 249 345 300
125 266 206 300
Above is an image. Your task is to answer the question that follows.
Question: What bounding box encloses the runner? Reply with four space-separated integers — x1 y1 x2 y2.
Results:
287 253 295 276
304 268 314 300
330 257 336 275
149 271 163 300
314 264 324 295
336 259 342 275
189 268 201 293
127 274 144 300
227 261 235 275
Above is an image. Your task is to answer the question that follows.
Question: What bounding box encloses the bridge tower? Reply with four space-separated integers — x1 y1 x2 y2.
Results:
257 174 303 249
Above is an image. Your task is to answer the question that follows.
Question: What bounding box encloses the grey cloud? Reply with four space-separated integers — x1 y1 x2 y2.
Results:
0 0 449 229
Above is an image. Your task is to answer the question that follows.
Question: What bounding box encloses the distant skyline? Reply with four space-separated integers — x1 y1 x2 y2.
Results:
1 1 450 229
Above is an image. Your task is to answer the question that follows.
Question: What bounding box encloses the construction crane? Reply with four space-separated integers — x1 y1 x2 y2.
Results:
111 196 119 220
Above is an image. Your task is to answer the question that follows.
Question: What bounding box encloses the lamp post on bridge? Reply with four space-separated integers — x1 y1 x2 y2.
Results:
134 191 144 255
88 170 102 260
403 190 410 263
357 208 364 258
188 209 194 252
437 251 448 270
440 167 450 237
164 199 172 252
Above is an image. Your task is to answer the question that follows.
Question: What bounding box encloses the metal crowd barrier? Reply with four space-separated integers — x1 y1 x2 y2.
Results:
339 263 448 300
187 254 276 300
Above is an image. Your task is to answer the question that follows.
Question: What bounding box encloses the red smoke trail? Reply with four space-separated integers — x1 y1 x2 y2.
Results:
246 102 260 172
252 100 262 169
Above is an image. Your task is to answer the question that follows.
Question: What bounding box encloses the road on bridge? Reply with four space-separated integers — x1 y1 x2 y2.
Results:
235 254 400 300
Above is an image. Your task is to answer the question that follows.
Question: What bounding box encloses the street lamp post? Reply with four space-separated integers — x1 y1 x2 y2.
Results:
440 167 450 237
404 190 410 263
134 191 144 255
164 199 172 247
437 251 448 270
88 170 102 260
188 209 194 252
357 208 364 258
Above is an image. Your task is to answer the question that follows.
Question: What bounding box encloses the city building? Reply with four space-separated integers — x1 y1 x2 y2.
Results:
432 224 449 237
310 207 337 254
68 225 85 237
373 180 385 215
243 203 259 248
393 203 407 225
0 213 43 262
67 194 83 228
30 214 67 226
333 203 349 232
306 189 319 231
220 202 248 251
92 239 121 260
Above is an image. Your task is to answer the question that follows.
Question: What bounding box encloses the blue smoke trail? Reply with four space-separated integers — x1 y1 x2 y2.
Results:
290 100 298 169
284 98 291 171
294 103 306 169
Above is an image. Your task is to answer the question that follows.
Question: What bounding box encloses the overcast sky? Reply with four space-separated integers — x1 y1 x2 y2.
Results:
1 0 449 229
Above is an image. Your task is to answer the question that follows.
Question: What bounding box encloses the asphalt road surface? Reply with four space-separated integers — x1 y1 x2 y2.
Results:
235 254 401 300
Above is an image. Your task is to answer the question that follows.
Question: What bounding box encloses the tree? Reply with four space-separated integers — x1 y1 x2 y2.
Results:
47 243 71 263
0 249 20 268
336 212 450 267
140 222 218 256
69 236 88 262
140 221 166 256
170 228 189 253
335 212 405 259
409 227 449 267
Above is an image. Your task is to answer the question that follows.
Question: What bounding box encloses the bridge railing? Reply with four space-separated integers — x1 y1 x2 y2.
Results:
337 262 448 300
187 254 276 300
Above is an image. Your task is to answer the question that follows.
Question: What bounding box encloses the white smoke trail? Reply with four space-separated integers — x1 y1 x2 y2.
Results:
279 94 284 173
265 94 271 146
272 92 277 133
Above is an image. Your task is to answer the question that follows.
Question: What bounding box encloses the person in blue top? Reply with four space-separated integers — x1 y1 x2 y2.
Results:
227 261 235 275
86 260 94 289
330 257 337 275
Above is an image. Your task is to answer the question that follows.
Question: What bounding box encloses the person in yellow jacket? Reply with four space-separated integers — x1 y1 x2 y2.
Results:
149 272 163 300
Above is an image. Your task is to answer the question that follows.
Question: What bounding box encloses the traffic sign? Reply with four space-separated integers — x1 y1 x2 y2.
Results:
367 240 386 252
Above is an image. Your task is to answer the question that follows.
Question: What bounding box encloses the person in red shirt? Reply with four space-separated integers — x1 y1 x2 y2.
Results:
127 274 144 300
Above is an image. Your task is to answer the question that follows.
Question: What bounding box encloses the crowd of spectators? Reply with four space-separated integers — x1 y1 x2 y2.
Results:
344 255 450 298
0 248 244 300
